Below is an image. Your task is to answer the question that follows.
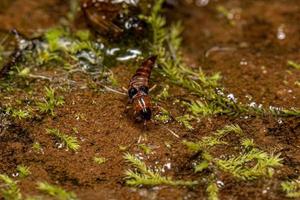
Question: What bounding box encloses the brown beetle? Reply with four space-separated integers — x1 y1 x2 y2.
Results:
128 56 157 122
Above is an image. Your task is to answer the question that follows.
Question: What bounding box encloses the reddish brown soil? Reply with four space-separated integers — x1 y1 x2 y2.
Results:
0 0 68 37
0 0 300 200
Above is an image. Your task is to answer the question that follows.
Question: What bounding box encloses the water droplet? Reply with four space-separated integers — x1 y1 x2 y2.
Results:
116 49 141 61
195 0 210 7
240 58 248 66
106 47 120 56
227 93 237 103
277 24 286 40
216 180 224 187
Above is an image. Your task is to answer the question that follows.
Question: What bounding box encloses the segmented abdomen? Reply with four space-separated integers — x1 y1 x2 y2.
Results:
130 56 157 88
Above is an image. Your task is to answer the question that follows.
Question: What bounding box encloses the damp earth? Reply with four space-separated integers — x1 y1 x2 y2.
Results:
0 0 299 200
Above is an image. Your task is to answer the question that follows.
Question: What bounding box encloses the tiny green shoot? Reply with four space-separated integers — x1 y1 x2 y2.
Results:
287 60 300 70
37 87 64 116
17 165 31 178
281 179 300 198
93 157 107 165
46 128 80 152
0 174 22 200
37 182 77 200
124 153 197 187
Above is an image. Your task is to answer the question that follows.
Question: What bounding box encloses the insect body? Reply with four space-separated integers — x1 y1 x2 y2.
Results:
128 56 157 122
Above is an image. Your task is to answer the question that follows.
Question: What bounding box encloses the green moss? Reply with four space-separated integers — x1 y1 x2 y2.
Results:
176 114 194 130
207 180 219 200
184 124 283 198
17 165 31 178
46 128 80 152
124 153 197 187
154 107 171 123
6 107 32 119
93 156 107 165
75 30 91 41
45 27 68 52
216 148 282 180
37 182 77 200
0 174 22 200
287 60 300 70
32 142 43 153
138 144 152 155
281 179 300 198
37 87 64 116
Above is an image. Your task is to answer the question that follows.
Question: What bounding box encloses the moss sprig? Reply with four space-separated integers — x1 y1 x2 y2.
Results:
281 179 300 198
0 174 22 200
37 182 77 200
146 0 300 119
37 87 64 116
46 128 80 151
216 148 282 180
124 153 197 187
184 125 282 180
17 165 31 178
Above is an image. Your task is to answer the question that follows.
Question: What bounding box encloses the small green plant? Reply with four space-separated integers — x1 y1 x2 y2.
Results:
107 72 118 87
141 0 166 57
6 107 31 119
183 125 282 199
281 179 300 198
75 30 90 41
138 144 152 155
36 50 62 65
0 174 22 200
241 138 255 149
44 27 67 52
17 67 31 77
93 156 107 165
185 125 282 180
118 145 128 152
37 87 64 116
37 182 77 200
124 153 197 187
46 128 80 151
155 85 170 100
287 60 300 70
184 100 223 117
183 125 242 152
216 148 282 180
154 107 171 123
206 180 219 200
176 115 194 130
17 165 31 178
32 142 43 153
216 5 236 26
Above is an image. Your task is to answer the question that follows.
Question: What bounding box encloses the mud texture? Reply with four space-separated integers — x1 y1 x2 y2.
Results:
0 0 300 200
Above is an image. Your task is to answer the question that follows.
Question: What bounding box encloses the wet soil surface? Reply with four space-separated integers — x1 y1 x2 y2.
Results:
0 0 300 200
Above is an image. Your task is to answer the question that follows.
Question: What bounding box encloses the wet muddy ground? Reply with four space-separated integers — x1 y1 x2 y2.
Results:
0 0 299 200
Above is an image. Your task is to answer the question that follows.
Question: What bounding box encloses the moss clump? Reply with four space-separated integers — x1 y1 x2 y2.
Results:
124 153 197 187
17 165 31 178
46 128 80 152
281 179 300 198
0 174 22 200
183 125 282 199
37 182 77 200
37 87 64 116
